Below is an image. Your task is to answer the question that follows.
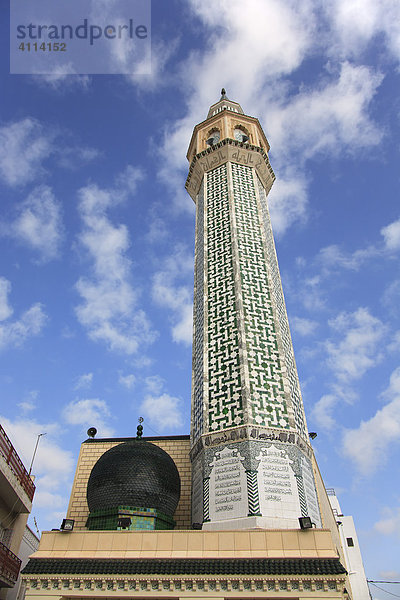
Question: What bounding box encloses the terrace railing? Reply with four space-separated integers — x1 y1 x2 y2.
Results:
0 424 35 501
0 540 22 586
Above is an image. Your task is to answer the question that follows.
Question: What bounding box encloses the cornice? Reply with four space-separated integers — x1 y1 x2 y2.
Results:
185 138 275 202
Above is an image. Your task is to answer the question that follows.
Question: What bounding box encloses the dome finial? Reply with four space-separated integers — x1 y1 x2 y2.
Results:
137 416 144 439
220 88 227 99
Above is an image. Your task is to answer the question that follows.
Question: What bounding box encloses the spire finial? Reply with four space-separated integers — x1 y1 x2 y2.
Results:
136 416 144 439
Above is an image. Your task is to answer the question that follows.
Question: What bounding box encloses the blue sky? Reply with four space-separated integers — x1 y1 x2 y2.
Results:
1 0 399 594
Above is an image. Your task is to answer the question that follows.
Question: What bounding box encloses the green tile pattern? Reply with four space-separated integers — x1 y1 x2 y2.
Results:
257 176 307 436
86 506 175 531
232 163 289 428
206 164 243 431
192 181 205 441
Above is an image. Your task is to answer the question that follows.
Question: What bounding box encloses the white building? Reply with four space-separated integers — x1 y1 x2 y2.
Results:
327 489 370 599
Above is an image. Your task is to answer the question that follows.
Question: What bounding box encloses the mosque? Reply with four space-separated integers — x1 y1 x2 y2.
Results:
21 92 370 600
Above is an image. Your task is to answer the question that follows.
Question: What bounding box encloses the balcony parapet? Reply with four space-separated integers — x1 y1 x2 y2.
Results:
0 424 35 502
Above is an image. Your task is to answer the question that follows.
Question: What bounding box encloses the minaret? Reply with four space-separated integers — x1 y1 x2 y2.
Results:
186 90 322 530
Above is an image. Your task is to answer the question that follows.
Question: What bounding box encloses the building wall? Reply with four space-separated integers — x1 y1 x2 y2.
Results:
66 437 191 531
8 526 39 600
327 491 370 600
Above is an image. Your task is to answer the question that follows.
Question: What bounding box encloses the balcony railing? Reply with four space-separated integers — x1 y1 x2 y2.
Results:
0 541 22 586
0 424 35 502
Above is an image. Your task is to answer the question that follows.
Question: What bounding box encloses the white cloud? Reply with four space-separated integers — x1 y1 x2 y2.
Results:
155 2 384 234
0 118 54 186
140 393 184 431
75 170 156 354
152 245 194 345
375 508 400 538
114 165 145 197
0 277 13 321
0 117 99 190
267 62 383 161
74 373 93 390
301 275 327 312
325 0 400 62
144 375 164 395
56 145 100 170
32 64 91 91
292 316 318 336
342 367 400 474
312 308 386 430
118 373 136 389
312 394 337 430
0 280 47 351
9 185 63 262
18 390 38 414
381 217 400 252
62 398 114 437
317 243 379 271
326 308 386 383
268 173 308 236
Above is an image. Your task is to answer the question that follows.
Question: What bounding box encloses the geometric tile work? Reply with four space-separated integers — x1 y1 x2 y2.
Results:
232 163 289 429
257 176 307 436
206 164 244 431
192 180 205 442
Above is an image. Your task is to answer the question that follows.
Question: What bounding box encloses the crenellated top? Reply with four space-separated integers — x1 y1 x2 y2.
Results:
186 90 271 164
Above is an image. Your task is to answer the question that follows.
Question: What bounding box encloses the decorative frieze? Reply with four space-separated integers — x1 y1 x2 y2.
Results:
24 574 346 596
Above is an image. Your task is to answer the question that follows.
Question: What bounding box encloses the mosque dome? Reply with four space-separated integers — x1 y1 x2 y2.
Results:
86 440 181 518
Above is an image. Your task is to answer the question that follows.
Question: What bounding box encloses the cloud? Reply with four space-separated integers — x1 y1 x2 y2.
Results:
292 316 318 336
138 376 185 432
32 64 91 91
74 373 93 390
118 373 136 389
381 217 400 252
342 367 400 474
140 393 184 431
75 169 156 354
8 185 63 262
152 245 194 344
312 394 337 430
56 146 100 170
0 117 99 189
0 279 47 351
0 277 13 321
144 375 164 395
0 416 74 513
62 398 114 437
312 308 386 430
317 243 379 272
326 308 386 383
325 0 400 62
18 390 38 414
375 508 400 538
268 173 308 236
154 1 385 234
0 118 54 187
267 62 383 160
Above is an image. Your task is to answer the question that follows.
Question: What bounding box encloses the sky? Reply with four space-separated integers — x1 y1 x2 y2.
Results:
0 0 399 595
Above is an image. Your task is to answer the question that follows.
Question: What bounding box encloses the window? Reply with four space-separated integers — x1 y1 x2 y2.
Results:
346 537 354 547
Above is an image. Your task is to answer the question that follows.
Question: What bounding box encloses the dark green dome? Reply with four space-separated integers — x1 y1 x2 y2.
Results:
86 441 180 518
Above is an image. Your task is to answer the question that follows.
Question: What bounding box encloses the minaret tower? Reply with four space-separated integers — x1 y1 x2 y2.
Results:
186 90 321 530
